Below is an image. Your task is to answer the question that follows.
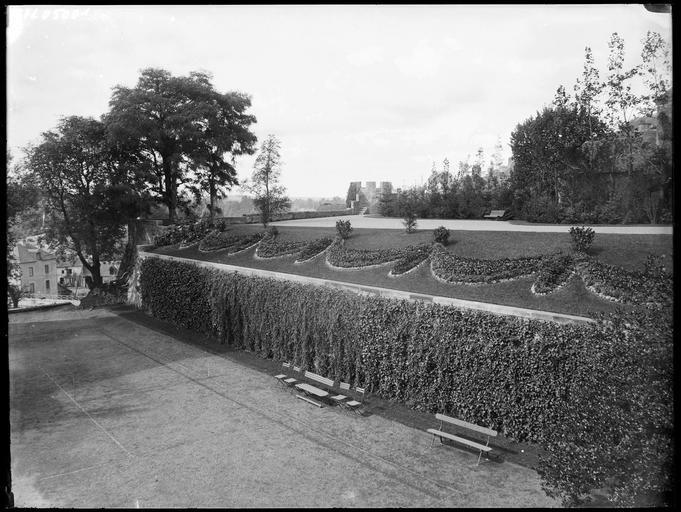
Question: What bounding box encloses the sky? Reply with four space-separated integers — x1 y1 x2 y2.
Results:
7 5 672 198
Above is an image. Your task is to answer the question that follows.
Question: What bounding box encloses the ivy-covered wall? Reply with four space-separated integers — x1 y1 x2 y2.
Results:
137 256 672 507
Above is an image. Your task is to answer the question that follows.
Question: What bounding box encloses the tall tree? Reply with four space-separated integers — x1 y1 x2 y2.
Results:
107 68 251 224
639 30 671 116
24 116 125 288
187 90 257 225
247 134 291 226
604 32 642 176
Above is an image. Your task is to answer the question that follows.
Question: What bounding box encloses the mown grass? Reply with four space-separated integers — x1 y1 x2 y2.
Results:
152 224 672 318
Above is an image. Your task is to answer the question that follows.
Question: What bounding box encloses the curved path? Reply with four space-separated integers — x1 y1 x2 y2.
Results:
274 215 672 234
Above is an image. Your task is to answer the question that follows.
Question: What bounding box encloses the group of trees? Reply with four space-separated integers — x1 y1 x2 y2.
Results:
511 31 672 224
379 31 671 225
377 148 513 220
8 68 281 289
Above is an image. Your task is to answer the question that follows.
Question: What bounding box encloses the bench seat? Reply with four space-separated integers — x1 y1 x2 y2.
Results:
426 428 492 453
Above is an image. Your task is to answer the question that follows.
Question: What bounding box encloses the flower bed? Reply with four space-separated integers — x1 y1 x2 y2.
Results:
389 245 432 276
576 258 673 308
531 254 575 295
430 245 544 284
256 237 308 258
153 219 228 248
326 243 404 268
199 231 264 253
294 237 335 263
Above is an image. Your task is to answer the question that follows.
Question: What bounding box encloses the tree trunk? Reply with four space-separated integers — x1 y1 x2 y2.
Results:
163 159 176 224
90 252 103 288
209 177 216 226
117 221 139 284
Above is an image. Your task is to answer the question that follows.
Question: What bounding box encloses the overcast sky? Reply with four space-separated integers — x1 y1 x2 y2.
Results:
7 5 672 198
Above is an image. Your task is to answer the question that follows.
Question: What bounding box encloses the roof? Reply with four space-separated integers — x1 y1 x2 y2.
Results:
15 244 57 264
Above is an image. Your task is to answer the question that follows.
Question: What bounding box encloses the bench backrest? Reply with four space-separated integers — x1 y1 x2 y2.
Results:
293 366 302 373
304 371 334 388
283 362 291 369
339 382 351 391
355 386 365 396
490 210 505 215
435 413 497 437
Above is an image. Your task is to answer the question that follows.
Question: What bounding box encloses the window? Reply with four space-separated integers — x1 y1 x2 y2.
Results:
66 268 72 275
29 283 35 293
59 278 64 284
45 264 50 274
45 280 50 291
109 266 117 276
28 267 34 277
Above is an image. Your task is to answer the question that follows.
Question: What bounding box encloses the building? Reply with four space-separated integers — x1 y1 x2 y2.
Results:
348 181 394 214
14 239 120 296
14 243 61 296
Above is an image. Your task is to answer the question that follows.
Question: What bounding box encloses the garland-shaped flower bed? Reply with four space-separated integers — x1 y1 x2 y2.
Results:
294 237 335 263
389 245 432 276
575 258 673 308
326 243 405 269
430 244 544 284
531 253 575 295
199 231 265 254
153 220 226 249
255 236 308 259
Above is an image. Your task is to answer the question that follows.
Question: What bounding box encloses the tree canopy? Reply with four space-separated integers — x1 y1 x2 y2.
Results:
107 68 257 224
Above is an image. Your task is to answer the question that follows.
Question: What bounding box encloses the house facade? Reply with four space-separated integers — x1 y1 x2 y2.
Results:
15 240 120 296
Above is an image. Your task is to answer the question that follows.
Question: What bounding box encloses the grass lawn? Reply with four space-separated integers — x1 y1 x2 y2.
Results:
151 225 673 318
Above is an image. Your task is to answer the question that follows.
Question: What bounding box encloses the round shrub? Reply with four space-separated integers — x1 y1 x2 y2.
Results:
569 226 595 254
336 219 353 240
266 225 279 238
433 226 450 245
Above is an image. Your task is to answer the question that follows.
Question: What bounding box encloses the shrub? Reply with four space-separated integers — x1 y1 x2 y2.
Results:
266 225 279 238
569 226 595 253
403 212 417 233
335 219 353 240
432 226 450 245
139 256 672 507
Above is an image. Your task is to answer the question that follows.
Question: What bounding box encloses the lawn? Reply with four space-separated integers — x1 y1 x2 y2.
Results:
151 225 673 318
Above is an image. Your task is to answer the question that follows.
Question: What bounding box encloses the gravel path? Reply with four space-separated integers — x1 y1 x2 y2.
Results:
274 215 672 234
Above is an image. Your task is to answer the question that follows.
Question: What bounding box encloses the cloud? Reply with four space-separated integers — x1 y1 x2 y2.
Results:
347 45 384 66
394 39 442 78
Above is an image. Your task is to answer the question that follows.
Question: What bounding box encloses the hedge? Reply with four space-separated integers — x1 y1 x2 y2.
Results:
137 256 672 507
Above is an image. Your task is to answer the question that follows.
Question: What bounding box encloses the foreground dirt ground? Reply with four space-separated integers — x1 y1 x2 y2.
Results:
9 305 559 508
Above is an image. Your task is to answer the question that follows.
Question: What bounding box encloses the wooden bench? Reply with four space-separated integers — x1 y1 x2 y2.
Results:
483 209 507 220
426 413 497 465
303 371 335 391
